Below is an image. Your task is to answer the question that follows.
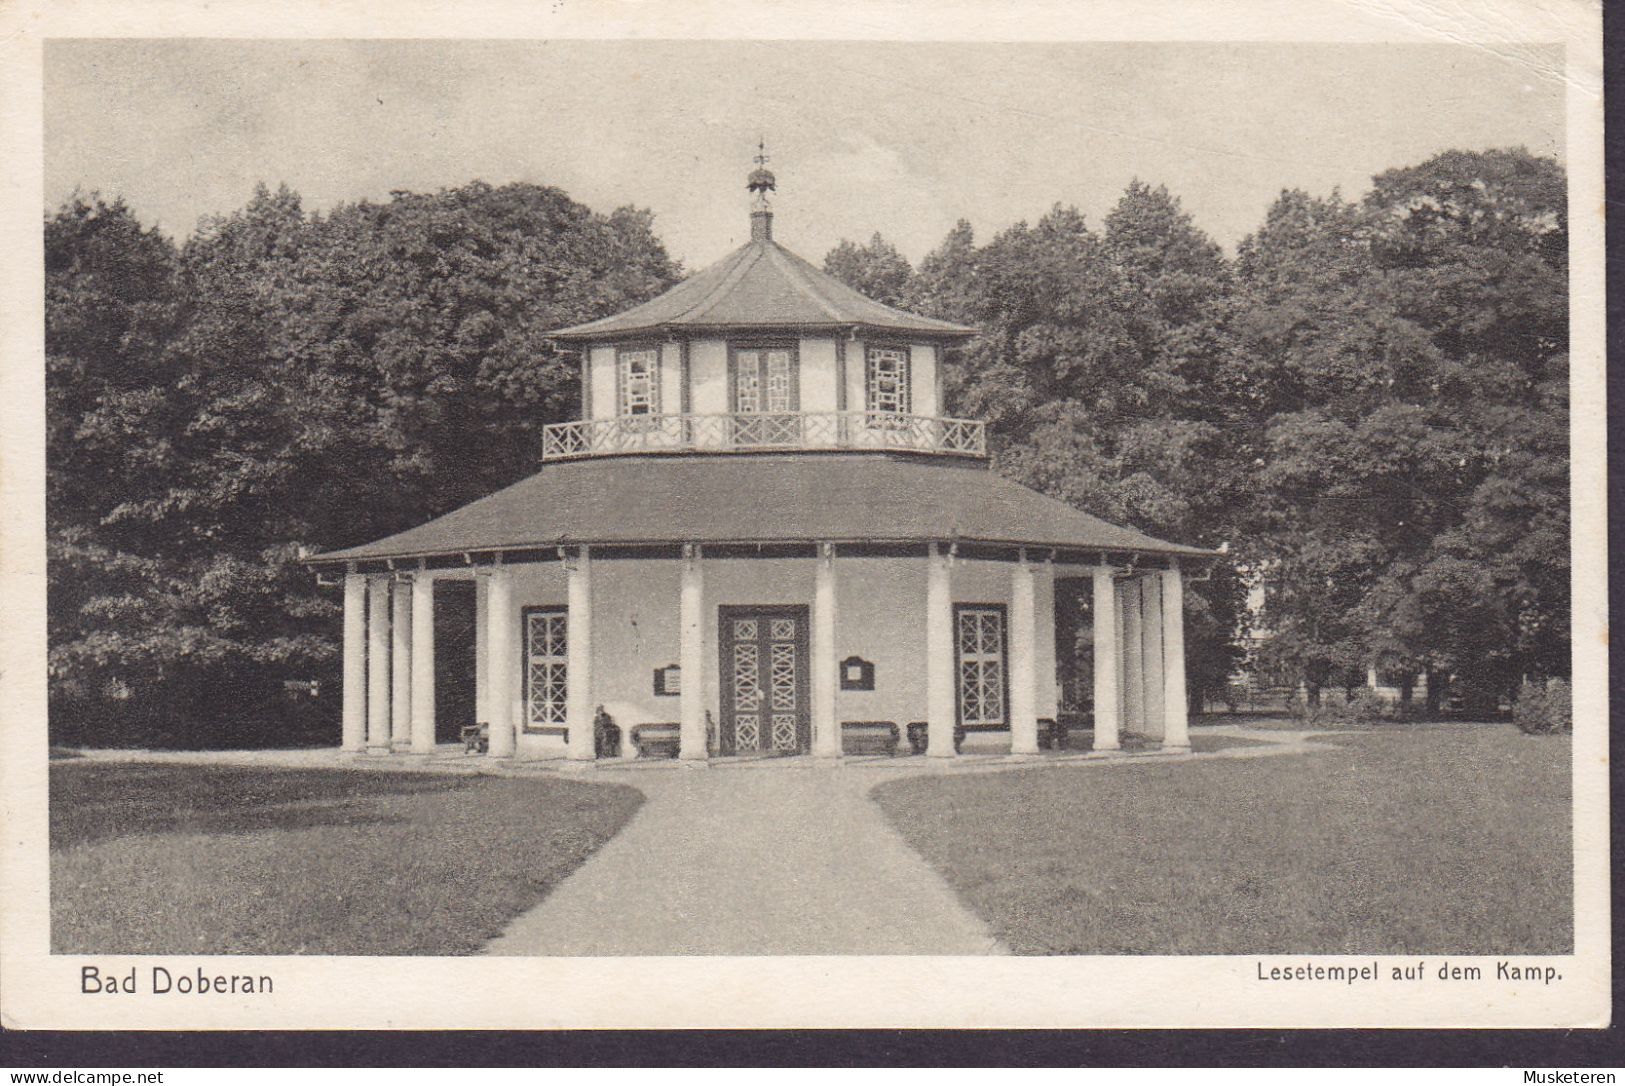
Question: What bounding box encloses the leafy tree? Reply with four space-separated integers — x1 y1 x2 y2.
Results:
1233 149 1567 709
891 192 1245 711
821 232 915 308
47 182 679 746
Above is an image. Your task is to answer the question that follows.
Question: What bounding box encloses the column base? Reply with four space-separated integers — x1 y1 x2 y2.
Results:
365 745 392 756
1092 740 1121 752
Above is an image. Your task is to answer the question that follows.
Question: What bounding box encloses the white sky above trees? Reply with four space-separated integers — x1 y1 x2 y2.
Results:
45 39 1564 269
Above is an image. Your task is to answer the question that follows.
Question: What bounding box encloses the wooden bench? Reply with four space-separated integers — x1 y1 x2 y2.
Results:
840 720 899 756
904 721 966 755
630 722 682 759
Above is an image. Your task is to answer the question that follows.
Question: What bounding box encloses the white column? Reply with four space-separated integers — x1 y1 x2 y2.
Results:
366 577 391 753
474 575 489 724
812 543 840 758
341 572 367 752
925 542 956 758
678 545 707 760
1091 565 1121 751
1009 550 1038 755
485 568 515 758
1161 561 1191 752
390 581 412 749
410 573 436 754
1140 573 1166 741
1121 578 1145 736
565 546 595 761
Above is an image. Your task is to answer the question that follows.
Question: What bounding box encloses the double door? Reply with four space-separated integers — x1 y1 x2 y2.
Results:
718 605 810 755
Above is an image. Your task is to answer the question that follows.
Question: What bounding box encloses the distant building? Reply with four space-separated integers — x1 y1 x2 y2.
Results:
309 159 1212 760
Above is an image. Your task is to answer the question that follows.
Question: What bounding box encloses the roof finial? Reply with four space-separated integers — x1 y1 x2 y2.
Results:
747 139 777 241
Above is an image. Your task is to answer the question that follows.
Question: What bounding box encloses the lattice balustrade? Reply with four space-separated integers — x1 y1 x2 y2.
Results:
542 411 986 460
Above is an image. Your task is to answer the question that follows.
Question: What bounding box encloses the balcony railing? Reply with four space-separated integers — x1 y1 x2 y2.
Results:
541 411 987 461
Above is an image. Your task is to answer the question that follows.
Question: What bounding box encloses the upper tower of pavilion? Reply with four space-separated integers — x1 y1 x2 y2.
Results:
542 150 982 461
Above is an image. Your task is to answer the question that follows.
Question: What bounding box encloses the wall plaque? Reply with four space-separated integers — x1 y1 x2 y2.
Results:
840 656 875 691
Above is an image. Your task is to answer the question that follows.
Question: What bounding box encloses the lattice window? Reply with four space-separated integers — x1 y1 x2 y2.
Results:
772 714 797 750
525 609 569 729
617 348 660 418
732 639 761 752
770 642 797 710
735 359 761 414
956 607 1005 727
733 348 795 413
764 351 792 412
866 346 911 417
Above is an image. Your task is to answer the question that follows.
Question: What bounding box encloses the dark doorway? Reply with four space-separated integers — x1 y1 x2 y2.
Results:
434 580 477 742
1054 576 1095 716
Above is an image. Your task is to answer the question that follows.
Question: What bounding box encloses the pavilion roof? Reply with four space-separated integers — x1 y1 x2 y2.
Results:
311 453 1213 566
546 236 976 342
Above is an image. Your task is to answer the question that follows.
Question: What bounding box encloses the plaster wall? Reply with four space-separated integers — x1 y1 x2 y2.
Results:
660 342 683 414
588 346 617 421
910 343 940 418
799 337 839 414
689 338 729 415
845 337 868 411
476 552 1062 758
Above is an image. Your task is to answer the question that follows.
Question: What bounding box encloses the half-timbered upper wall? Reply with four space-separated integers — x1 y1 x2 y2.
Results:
582 337 942 422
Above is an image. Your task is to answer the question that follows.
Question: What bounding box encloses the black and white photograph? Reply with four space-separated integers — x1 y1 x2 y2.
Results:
0 0 1607 1033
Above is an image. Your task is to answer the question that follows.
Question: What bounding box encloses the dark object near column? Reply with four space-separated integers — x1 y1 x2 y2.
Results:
905 721 964 754
1036 716 1072 750
593 706 621 758
461 721 489 754
631 722 682 758
840 720 899 755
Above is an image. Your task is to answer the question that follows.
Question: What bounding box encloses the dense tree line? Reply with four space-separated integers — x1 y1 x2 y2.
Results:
823 148 1568 713
47 182 679 745
46 147 1566 745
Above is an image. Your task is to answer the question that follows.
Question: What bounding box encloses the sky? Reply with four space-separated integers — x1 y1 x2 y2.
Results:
44 39 1565 270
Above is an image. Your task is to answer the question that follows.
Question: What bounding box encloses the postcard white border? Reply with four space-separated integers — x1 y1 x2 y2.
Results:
0 0 1606 1031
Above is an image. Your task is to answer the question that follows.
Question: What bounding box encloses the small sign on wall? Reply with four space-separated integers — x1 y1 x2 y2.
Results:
654 664 681 696
840 656 875 691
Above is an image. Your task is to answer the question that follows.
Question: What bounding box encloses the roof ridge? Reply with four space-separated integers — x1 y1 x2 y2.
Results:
677 241 771 323
761 240 848 323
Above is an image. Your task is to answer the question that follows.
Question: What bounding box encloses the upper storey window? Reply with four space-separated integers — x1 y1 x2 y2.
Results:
866 346 910 416
731 345 798 414
617 347 660 418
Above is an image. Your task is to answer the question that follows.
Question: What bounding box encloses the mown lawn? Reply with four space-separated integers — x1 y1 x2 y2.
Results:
51 763 642 955
873 723 1571 955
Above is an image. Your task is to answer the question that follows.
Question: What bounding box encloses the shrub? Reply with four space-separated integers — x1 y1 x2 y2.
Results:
1513 679 1572 735
1292 687 1426 726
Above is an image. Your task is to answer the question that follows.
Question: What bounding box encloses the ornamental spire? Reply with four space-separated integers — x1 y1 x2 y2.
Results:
747 139 776 241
